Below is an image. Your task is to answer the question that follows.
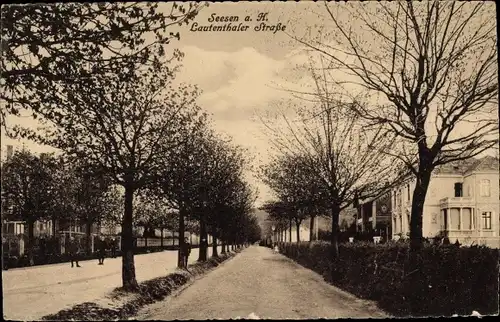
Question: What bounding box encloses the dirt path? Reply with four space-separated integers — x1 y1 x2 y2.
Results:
136 245 388 320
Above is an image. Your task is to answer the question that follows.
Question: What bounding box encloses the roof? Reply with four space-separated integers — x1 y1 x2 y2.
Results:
434 156 499 175
433 158 477 175
464 155 499 173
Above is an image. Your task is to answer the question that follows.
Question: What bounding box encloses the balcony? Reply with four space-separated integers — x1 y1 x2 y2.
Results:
439 197 475 209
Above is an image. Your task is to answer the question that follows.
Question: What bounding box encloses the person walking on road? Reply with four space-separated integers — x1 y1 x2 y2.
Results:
111 237 117 258
67 236 81 268
180 237 191 269
97 236 107 265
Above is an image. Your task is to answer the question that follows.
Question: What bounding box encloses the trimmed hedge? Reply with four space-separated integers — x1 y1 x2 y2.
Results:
278 241 499 317
41 246 247 321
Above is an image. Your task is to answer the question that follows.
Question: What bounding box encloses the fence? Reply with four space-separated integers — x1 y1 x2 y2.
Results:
3 232 221 269
135 235 202 248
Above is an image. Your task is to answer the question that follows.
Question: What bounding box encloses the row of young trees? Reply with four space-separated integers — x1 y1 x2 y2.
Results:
261 1 498 266
2 2 261 291
260 154 326 244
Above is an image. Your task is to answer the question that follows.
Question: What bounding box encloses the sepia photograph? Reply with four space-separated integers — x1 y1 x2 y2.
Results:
1 0 499 320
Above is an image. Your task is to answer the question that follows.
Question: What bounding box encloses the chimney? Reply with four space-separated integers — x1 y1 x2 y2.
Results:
6 145 13 159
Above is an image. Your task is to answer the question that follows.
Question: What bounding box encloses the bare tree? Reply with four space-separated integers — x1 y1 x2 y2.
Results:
31 62 204 290
202 140 251 257
158 126 213 265
292 1 498 257
260 56 406 258
261 157 300 243
261 153 328 243
260 200 293 243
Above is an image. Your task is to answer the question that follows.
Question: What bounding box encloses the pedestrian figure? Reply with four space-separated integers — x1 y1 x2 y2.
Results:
67 236 81 268
180 237 191 269
97 236 107 265
39 237 47 263
111 237 118 258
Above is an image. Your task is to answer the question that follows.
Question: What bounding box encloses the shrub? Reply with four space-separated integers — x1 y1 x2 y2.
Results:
278 241 499 317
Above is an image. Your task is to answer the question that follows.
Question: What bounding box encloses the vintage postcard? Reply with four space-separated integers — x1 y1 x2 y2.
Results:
1 1 499 320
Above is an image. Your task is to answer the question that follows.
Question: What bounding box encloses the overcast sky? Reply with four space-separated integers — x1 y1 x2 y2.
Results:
2 1 328 206
2 1 498 207
167 2 335 205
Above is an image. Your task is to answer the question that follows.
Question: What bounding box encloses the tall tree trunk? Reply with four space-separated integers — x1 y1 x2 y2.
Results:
404 154 434 313
212 231 218 257
160 228 164 248
122 183 138 290
295 221 302 243
289 219 292 242
296 220 301 242
177 207 186 268
85 219 92 255
309 215 315 242
355 206 360 233
409 167 432 265
52 216 57 236
198 217 208 261
221 240 226 253
330 203 341 259
27 218 35 266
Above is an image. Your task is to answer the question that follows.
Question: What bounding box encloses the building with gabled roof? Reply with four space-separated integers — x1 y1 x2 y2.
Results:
389 155 499 248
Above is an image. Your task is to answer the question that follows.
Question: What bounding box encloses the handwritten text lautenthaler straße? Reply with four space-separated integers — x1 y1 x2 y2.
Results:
190 12 286 34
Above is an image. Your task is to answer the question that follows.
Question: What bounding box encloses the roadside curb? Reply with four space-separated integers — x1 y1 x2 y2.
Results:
40 247 247 321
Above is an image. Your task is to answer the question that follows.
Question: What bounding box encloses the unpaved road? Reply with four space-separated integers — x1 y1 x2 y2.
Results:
136 246 388 320
2 247 222 321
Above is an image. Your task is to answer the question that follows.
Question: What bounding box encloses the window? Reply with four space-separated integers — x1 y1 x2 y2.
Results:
3 223 14 234
480 180 491 197
454 183 463 197
482 212 492 230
